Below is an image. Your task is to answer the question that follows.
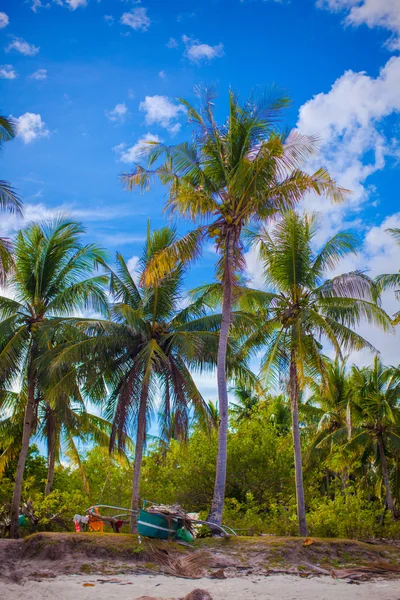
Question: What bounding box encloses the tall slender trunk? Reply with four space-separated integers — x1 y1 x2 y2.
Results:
208 232 235 526
130 381 148 534
346 401 352 441
10 364 36 538
290 352 308 536
377 433 394 514
45 424 56 496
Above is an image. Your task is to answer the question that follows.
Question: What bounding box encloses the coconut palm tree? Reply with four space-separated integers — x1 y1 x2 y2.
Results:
230 387 260 422
0 219 108 537
376 228 400 325
349 357 400 514
120 88 347 525
0 387 115 496
0 115 23 284
241 211 391 534
307 358 355 490
40 398 115 496
51 225 250 532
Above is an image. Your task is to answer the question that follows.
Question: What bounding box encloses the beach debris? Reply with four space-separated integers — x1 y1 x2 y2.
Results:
184 589 213 600
82 583 95 587
148 546 210 578
210 568 226 579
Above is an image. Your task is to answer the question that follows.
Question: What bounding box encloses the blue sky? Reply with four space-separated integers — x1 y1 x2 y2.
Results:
1 0 400 395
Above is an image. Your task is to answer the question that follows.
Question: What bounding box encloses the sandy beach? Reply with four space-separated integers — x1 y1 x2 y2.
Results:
1 573 400 600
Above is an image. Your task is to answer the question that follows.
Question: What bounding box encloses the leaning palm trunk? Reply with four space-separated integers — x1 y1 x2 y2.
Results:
208 234 235 526
10 365 36 538
130 382 148 534
290 353 308 536
377 433 394 514
45 427 56 496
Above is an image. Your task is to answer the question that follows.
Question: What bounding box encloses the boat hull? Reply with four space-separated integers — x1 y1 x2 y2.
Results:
137 509 179 539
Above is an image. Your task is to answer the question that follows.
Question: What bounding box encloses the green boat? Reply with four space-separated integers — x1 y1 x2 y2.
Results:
137 508 179 539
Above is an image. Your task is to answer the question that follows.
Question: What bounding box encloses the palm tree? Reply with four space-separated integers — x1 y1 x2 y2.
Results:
308 358 355 489
242 211 390 534
0 219 108 537
0 115 23 284
53 225 241 532
120 88 346 525
0 387 114 496
376 228 400 325
349 356 400 514
230 387 260 422
40 398 115 496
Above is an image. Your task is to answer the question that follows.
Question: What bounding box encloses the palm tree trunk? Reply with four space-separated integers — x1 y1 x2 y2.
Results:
208 232 235 526
10 368 36 538
45 432 56 496
377 433 394 514
290 352 308 536
346 401 352 440
130 381 148 534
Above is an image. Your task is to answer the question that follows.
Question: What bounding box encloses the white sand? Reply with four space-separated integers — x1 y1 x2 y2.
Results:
1 574 399 600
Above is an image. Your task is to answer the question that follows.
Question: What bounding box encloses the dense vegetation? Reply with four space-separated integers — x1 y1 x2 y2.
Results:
1 91 400 540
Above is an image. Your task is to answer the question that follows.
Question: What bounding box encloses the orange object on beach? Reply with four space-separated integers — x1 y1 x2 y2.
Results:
88 507 105 533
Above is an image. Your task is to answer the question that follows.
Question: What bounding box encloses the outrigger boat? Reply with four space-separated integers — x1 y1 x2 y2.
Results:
83 500 237 539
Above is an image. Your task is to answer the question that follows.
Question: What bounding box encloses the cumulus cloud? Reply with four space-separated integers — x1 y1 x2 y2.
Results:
317 0 400 50
121 7 150 31
244 57 400 367
113 133 160 163
159 70 167 79
104 14 114 24
0 12 9 28
326 213 400 367
0 65 17 80
105 102 128 122
139 95 186 133
296 56 400 243
15 113 50 144
64 0 88 9
29 68 47 80
6 37 39 56
182 35 224 63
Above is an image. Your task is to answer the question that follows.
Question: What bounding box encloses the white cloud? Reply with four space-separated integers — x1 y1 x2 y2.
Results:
317 0 400 50
121 7 150 31
104 14 114 24
15 113 50 144
296 56 400 244
113 133 160 163
139 95 186 133
166 37 178 48
327 213 400 367
105 102 128 122
30 0 50 10
0 12 9 28
29 68 47 80
159 70 167 79
0 65 17 80
101 233 146 246
30 0 87 10
127 255 139 276
6 37 40 56
65 0 88 9
0 202 140 242
182 35 224 63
